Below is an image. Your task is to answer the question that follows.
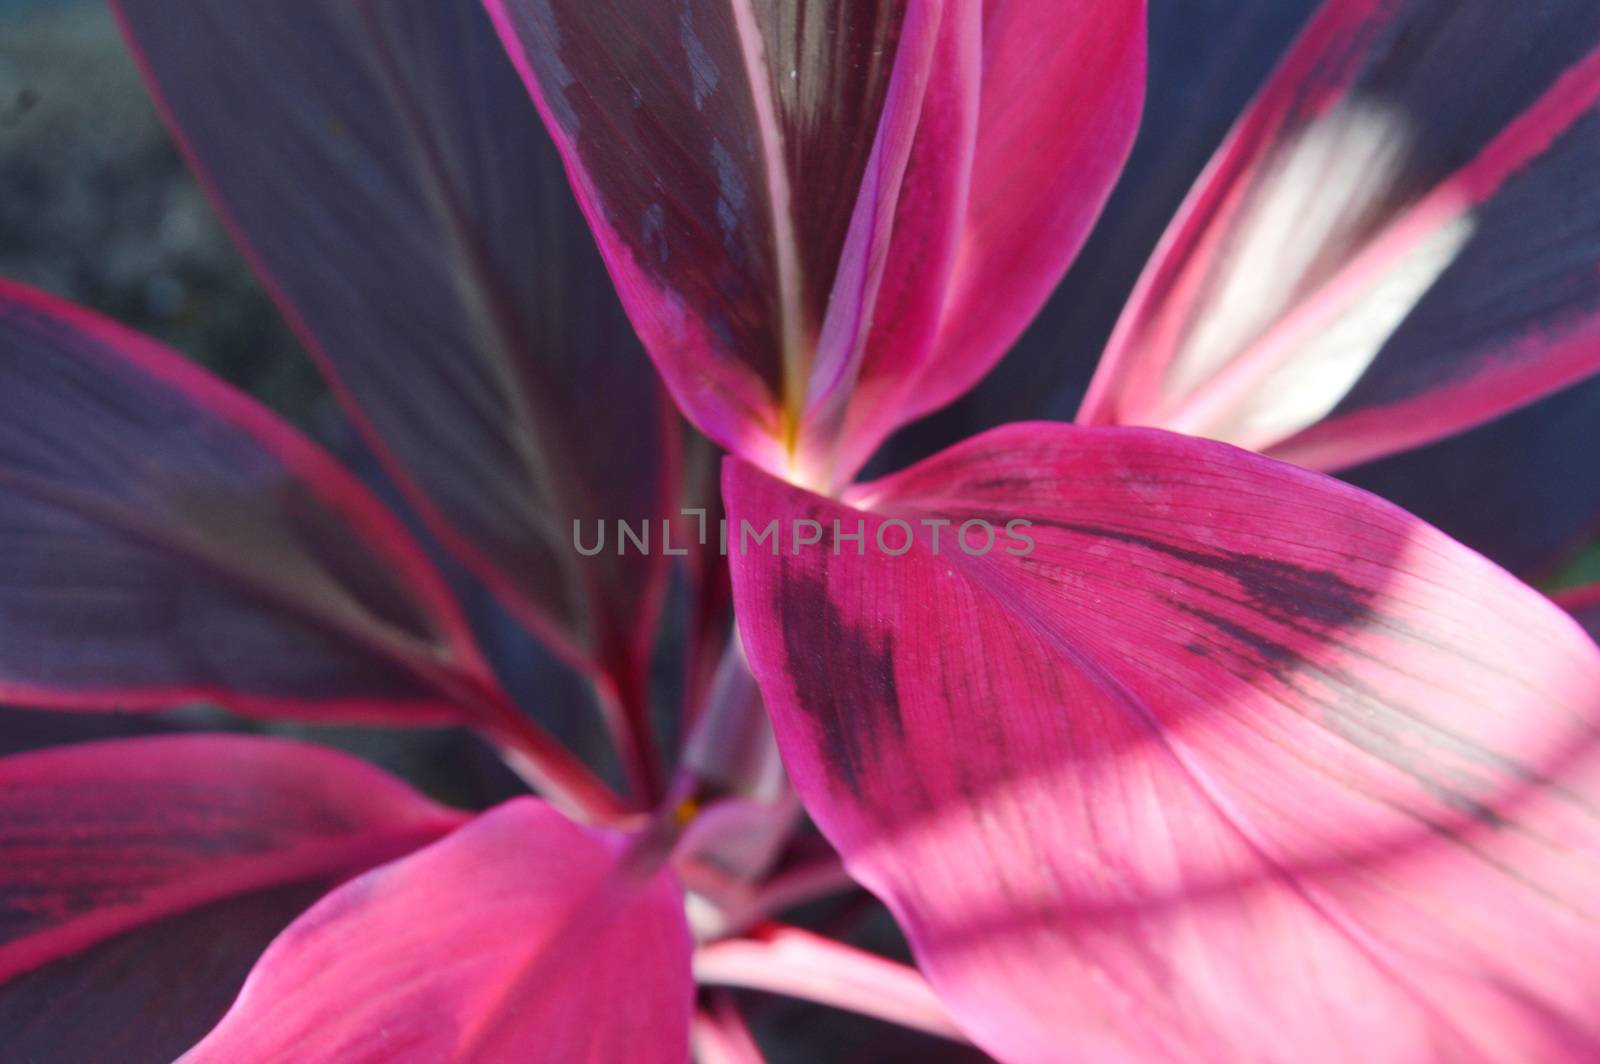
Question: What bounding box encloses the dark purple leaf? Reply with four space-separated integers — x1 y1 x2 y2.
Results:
0 281 492 723
0 735 464 983
1083 0 1600 470
112 0 678 688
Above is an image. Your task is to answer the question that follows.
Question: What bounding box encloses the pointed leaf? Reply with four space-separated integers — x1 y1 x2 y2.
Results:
727 423 1600 1062
490 0 974 484
1082 0 1600 470
867 0 1316 474
853 0 1145 446
112 0 677 683
0 735 464 984
0 281 491 723
184 798 692 1063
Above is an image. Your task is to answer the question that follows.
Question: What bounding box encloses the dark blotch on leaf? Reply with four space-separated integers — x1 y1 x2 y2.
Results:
775 558 901 795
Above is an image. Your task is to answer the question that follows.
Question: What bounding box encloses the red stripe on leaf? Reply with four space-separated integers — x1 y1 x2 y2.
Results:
0 735 464 983
0 280 499 725
111 0 678 686
1083 1 1600 471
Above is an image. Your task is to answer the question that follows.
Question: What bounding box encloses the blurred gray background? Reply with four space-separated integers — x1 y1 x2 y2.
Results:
1 0 324 429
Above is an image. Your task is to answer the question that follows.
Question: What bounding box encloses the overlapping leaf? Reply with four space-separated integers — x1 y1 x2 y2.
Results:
1 880 331 1064
489 0 1144 487
0 734 464 1062
112 0 676 686
1081 0 1600 471
0 282 489 722
727 423 1600 1062
858 0 1146 457
183 799 692 1063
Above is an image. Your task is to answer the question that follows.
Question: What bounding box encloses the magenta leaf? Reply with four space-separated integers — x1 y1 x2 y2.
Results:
111 0 678 685
183 798 693 1063
488 1 1144 487
0 735 464 986
726 423 1600 1062
845 0 1147 468
0 281 497 724
1082 0 1600 471
485 0 938 480
694 924 965 1042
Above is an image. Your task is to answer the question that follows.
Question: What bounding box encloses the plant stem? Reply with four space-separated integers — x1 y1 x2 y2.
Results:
745 856 857 922
692 992 768 1064
432 665 634 826
595 659 664 807
693 924 967 1043
480 710 634 826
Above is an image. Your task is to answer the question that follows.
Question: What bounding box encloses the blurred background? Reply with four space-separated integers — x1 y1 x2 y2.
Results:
0 0 320 422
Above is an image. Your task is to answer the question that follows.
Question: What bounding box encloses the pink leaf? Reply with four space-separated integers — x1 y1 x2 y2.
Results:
485 0 949 486
0 735 464 984
183 798 693 1063
694 924 965 1041
726 422 1600 1062
852 0 1145 451
792 1 979 487
111 0 678 685
0 280 494 725
1082 0 1600 471
490 1 1142 487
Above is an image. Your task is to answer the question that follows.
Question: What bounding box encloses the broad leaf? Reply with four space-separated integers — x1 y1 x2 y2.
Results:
112 0 677 687
0 735 463 986
488 0 1143 487
727 423 1600 1062
1081 0 1600 471
0 281 491 724
183 798 693 1063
